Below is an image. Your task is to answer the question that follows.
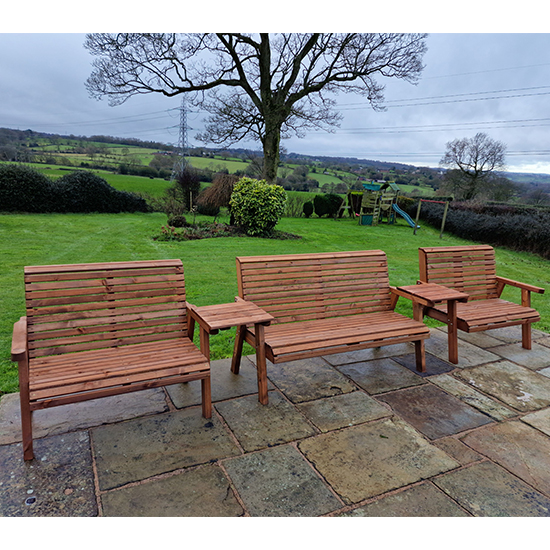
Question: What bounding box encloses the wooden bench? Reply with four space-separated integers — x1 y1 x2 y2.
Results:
231 250 431 404
11 259 212 461
418 245 545 363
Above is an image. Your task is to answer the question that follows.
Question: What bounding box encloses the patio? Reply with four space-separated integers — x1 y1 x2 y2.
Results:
1 325 550 517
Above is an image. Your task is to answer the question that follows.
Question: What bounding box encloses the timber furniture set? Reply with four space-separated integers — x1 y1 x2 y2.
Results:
11 246 544 460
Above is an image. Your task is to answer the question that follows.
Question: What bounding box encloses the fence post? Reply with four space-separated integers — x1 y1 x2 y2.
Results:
413 200 422 235
439 201 449 239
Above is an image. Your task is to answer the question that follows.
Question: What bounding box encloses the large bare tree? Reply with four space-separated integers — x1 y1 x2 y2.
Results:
440 132 507 200
85 33 428 182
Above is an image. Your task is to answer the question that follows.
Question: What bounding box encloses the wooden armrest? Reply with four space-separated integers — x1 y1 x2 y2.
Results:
11 316 28 361
496 276 545 294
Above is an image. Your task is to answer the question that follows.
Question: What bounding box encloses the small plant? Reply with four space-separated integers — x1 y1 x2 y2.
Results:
167 214 189 228
229 177 287 236
303 201 314 218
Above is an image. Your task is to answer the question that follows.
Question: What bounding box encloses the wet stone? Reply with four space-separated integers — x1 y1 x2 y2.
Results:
430 374 517 421
434 461 550 517
298 417 458 504
461 421 550 497
92 408 240 491
455 361 550 412
433 437 483 466
378 384 492 440
214 392 317 452
424 329 500 367
438 326 504 349
101 465 244 517
0 389 168 445
0 431 97 517
337 358 425 395
340 482 469 517
392 352 455 378
487 342 550 370
322 343 415 366
522 408 550 437
297 391 391 433
259 357 355 403
166 356 269 408
223 445 341 517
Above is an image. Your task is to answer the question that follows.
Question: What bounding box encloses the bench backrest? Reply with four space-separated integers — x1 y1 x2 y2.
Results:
24 259 188 359
418 245 498 301
236 250 392 324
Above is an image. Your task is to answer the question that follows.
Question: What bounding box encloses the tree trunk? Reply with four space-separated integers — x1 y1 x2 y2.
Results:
262 120 281 184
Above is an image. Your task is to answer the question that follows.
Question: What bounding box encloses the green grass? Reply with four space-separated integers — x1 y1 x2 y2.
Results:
1 212 548 396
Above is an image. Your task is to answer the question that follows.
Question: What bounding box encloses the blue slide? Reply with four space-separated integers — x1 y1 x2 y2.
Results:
392 203 420 229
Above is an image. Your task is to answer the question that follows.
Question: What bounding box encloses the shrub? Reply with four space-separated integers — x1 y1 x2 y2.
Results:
167 214 189 227
313 193 342 217
53 171 149 213
313 194 328 217
303 201 314 218
229 177 287 236
0 164 55 212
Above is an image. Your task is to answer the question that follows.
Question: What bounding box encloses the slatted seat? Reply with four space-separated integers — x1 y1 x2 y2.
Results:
418 245 545 363
11 259 212 461
231 250 430 404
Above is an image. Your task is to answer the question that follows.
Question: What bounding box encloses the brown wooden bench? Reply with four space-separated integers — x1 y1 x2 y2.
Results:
231 250 431 404
418 245 545 363
11 259 212 461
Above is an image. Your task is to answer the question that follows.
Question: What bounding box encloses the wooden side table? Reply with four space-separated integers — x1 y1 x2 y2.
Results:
187 299 274 403
393 283 469 364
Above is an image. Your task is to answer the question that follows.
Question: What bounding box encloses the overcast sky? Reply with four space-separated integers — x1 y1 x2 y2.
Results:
2 13 550 173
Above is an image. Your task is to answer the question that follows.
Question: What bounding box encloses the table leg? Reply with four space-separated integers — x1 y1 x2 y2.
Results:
231 325 245 374
254 323 269 405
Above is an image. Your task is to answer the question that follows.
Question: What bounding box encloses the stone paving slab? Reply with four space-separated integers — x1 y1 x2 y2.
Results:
261 356 355 403
522 408 550 437
214 392 317 452
430 373 517 421
455 361 550 412
377 384 493 440
487 342 550 370
433 437 483 466
337 358 425 395
433 461 550 516
165 356 270 408
223 444 341 517
101 465 244 517
322 342 416 366
392 352 455 377
0 389 168 445
425 329 501 367
0 431 97 517
92 408 241 491
297 391 391 433
339 481 469 517
461 421 550 497
298 417 459 504
436 326 505 349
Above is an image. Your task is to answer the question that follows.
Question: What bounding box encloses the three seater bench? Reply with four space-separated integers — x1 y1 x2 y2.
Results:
11 259 212 461
418 245 545 363
231 250 431 404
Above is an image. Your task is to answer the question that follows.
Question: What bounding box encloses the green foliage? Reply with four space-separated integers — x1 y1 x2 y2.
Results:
0 163 55 212
229 177 287 236
303 201 314 218
53 171 149 213
167 214 189 227
313 193 342 217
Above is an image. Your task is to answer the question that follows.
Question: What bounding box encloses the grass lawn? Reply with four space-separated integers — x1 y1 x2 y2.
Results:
1 211 548 396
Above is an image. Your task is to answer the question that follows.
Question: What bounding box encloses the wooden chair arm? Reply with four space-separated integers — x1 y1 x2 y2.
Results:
496 276 545 294
11 316 28 362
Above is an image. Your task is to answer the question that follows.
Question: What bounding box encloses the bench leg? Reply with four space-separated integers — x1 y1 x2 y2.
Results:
231 325 246 375
522 322 532 350
201 377 212 419
20 399 34 461
447 300 459 364
254 323 269 405
414 340 426 373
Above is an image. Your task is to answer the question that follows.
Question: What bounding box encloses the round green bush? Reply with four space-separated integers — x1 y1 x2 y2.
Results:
303 201 314 218
229 177 287 236
167 214 189 227
0 164 55 212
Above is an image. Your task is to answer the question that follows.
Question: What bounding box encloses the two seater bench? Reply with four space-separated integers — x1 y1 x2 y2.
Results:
11 260 212 461
230 250 431 404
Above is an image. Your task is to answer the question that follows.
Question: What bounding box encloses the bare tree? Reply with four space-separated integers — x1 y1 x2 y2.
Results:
440 133 507 200
84 33 427 183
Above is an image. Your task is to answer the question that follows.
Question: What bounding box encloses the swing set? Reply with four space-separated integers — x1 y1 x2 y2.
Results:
413 199 450 239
